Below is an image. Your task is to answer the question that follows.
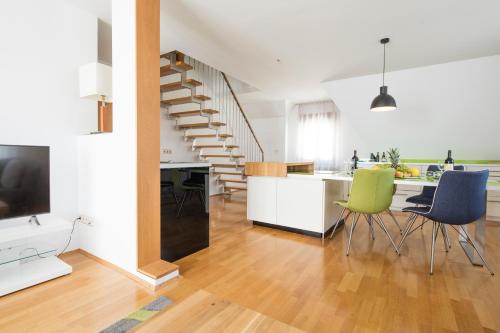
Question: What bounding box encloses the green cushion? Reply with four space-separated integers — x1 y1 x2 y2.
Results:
340 168 395 214
127 309 157 322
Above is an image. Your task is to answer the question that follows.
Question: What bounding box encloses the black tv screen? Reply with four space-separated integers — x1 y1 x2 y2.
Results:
0 145 50 220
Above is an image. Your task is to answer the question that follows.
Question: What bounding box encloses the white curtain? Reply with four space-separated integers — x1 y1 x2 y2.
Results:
296 101 338 171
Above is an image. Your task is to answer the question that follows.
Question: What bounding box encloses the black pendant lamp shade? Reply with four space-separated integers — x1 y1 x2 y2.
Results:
370 38 397 112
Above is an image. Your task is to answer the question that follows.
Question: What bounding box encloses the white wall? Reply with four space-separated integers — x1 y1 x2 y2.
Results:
77 0 140 276
0 0 97 250
323 55 500 163
243 100 288 162
249 117 286 162
160 114 199 162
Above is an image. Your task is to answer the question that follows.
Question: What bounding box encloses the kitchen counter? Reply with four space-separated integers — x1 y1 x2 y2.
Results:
160 162 211 169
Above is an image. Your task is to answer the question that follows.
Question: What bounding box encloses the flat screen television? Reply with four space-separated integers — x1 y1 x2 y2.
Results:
0 145 50 220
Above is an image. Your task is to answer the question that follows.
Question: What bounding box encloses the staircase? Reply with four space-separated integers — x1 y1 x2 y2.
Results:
160 51 264 195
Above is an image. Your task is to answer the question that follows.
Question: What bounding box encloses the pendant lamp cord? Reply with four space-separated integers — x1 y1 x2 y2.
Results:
382 42 386 86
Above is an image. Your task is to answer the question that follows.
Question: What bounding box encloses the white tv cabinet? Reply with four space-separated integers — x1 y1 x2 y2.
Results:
0 215 73 296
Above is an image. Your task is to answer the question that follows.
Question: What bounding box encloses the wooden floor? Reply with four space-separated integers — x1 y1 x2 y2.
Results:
1 192 499 332
134 290 304 333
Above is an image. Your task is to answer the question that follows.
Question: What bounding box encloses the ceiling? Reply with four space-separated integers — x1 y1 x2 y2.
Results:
66 0 111 24
65 0 500 104
160 0 500 103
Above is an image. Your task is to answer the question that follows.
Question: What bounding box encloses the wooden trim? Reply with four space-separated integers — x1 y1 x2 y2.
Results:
245 162 314 176
76 249 156 292
136 0 161 269
138 260 178 279
245 162 287 177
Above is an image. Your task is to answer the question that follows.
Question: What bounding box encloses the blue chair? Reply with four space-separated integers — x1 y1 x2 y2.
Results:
406 165 464 206
403 165 465 249
399 170 493 275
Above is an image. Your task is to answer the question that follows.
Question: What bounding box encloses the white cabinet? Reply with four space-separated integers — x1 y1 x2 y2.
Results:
247 176 345 236
247 176 277 224
276 178 324 233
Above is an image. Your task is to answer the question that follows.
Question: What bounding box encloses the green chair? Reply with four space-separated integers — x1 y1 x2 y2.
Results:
329 168 400 256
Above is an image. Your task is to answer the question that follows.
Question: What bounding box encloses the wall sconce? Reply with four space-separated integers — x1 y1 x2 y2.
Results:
79 62 113 133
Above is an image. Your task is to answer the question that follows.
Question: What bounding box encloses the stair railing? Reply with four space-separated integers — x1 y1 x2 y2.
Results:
183 55 264 163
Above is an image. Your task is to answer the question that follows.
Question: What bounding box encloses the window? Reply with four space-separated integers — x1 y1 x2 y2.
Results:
296 101 337 171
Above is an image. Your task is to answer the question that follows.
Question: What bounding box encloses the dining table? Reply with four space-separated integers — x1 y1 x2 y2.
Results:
287 171 500 266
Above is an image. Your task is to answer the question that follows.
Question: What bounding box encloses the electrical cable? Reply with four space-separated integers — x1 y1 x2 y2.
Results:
18 217 80 260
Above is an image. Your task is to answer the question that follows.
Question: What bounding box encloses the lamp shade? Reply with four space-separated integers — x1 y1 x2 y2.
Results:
79 62 112 102
370 86 397 112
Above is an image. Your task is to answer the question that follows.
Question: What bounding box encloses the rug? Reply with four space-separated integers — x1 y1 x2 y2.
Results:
100 296 172 333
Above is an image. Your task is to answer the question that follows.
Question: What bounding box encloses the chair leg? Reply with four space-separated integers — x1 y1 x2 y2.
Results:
373 214 400 254
386 209 402 234
397 213 418 253
402 213 415 233
329 207 346 239
343 211 352 237
172 191 179 206
459 226 495 275
430 222 439 275
365 214 375 240
440 224 450 252
346 213 360 256
176 191 188 217
443 225 452 249
197 190 205 211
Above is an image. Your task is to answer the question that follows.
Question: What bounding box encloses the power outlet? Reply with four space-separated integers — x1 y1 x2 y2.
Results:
78 215 94 226
162 148 173 154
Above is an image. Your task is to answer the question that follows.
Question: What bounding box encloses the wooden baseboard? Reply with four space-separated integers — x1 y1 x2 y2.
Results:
76 249 177 292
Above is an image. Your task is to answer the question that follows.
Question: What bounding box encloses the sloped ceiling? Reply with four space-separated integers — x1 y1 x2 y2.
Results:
160 0 500 103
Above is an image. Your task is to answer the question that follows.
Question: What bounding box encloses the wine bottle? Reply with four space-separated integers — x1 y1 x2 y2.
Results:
444 150 454 171
376 152 380 162
351 150 359 171
381 152 387 162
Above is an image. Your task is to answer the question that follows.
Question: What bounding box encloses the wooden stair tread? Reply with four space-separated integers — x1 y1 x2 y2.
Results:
212 163 244 168
160 79 202 92
177 122 225 129
201 154 244 158
137 260 178 279
160 62 193 76
161 95 211 106
221 179 247 183
193 145 239 149
225 186 247 191
185 134 233 139
213 171 243 175
169 109 219 117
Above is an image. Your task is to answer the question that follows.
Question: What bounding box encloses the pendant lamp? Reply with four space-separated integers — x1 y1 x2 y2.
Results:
370 38 397 112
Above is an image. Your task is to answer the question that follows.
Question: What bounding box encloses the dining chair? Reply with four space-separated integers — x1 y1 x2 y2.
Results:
329 168 400 256
161 180 178 205
171 169 206 217
399 169 494 275
403 165 465 250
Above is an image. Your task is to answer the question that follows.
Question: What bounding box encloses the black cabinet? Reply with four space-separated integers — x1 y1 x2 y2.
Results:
160 167 209 262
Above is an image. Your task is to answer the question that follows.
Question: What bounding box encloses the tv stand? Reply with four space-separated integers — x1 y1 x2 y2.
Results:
28 215 41 226
0 215 73 296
